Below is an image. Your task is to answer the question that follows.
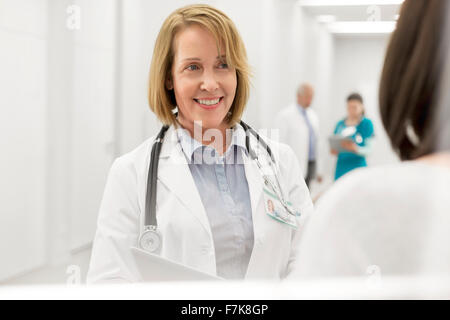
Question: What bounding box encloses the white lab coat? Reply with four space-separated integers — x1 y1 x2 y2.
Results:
275 104 322 179
87 125 314 283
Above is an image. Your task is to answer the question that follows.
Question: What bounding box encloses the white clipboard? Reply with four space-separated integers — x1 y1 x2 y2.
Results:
328 135 354 153
131 247 224 282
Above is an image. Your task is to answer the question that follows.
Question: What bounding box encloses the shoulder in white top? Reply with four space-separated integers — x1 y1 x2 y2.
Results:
292 162 450 278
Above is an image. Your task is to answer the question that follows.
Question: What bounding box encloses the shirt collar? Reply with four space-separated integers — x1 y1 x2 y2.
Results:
176 123 248 163
297 104 308 115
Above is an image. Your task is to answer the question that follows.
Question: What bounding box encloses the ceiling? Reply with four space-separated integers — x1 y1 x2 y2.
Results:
297 0 403 35
303 4 401 21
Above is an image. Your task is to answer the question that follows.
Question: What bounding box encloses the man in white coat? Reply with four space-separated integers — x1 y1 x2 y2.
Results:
275 83 322 188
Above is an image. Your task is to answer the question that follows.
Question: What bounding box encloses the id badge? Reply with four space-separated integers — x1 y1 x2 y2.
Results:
263 186 298 229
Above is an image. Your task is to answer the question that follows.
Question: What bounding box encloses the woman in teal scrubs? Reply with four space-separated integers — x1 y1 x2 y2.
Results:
332 93 374 180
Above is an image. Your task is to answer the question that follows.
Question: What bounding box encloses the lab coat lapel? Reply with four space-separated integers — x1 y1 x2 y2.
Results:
157 126 212 239
243 151 264 241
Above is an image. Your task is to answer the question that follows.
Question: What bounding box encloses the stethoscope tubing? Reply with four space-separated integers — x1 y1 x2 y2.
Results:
144 120 276 230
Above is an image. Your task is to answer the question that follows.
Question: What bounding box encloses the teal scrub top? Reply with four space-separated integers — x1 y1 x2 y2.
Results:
334 117 374 180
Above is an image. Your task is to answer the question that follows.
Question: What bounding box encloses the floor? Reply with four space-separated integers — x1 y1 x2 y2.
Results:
2 247 92 286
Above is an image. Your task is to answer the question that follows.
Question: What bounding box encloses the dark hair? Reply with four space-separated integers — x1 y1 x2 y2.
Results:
379 0 448 160
347 93 364 104
347 92 365 116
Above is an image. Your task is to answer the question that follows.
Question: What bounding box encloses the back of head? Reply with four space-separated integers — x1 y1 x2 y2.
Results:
436 3 450 153
379 0 450 161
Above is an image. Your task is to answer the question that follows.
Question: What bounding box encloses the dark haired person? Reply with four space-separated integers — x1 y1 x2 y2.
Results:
331 93 374 180
292 0 450 278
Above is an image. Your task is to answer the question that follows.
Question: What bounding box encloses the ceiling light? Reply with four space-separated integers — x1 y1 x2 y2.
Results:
317 15 337 23
298 0 404 6
327 21 396 34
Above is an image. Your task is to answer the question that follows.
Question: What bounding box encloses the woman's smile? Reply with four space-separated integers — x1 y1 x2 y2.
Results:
194 96 224 110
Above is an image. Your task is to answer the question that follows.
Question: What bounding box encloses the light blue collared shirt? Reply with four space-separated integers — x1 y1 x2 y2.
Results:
176 125 254 280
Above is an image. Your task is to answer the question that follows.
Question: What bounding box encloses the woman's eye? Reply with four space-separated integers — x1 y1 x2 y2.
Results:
218 63 228 69
186 65 199 71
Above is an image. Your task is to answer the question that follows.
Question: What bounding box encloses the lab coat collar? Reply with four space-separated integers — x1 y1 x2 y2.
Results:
159 125 180 159
242 150 264 241
157 125 267 277
157 125 213 240
242 130 272 248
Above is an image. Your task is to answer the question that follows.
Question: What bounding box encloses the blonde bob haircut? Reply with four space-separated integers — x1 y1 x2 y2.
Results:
148 4 251 126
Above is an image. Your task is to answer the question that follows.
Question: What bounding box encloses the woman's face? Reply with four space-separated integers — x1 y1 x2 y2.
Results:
168 24 237 133
347 99 364 119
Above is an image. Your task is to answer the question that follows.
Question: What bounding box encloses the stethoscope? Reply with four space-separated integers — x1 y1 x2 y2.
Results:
139 119 296 254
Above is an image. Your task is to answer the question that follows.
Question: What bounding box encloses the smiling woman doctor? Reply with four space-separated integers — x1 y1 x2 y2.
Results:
87 4 313 283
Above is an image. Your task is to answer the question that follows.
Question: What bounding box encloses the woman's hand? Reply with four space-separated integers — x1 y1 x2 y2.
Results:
340 140 359 153
331 149 338 155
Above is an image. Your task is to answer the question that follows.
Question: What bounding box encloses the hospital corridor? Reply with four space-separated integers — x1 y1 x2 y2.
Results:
1 0 450 301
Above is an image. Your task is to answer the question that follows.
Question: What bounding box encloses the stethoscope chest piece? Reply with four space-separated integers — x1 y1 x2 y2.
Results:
139 226 162 254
